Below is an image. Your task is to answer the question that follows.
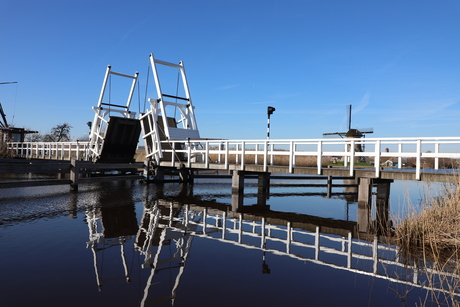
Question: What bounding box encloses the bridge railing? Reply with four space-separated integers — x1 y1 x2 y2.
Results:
8 137 460 180
162 137 460 179
7 141 90 161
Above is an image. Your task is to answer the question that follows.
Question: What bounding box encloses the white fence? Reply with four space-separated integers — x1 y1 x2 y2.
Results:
164 136 460 179
8 141 90 161
7 136 460 180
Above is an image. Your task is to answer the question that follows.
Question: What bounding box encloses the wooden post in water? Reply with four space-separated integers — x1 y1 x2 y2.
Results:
358 177 372 205
232 170 244 193
179 164 194 183
256 172 270 208
257 172 270 195
143 159 151 182
70 159 80 191
326 176 332 198
375 179 393 235
155 167 165 183
357 177 372 232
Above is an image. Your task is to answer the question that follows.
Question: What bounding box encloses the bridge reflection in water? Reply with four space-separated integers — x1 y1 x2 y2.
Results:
83 181 458 305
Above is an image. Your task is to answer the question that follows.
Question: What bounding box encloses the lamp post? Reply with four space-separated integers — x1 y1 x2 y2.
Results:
267 106 275 139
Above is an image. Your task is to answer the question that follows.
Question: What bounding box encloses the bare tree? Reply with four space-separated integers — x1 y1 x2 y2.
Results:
42 123 73 142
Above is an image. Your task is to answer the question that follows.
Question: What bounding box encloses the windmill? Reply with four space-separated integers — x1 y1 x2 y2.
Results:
323 104 373 138
323 105 373 162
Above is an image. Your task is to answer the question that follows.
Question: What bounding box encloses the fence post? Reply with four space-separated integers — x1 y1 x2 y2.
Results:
186 139 191 168
416 139 421 180
344 143 348 167
225 141 229 170
70 159 80 191
375 140 381 178
434 142 439 170
349 139 355 176
269 141 274 165
241 141 245 171
205 142 209 168
317 140 322 175
263 141 268 172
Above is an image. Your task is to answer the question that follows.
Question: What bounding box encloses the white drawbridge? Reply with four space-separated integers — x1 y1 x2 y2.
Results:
140 53 200 165
87 66 141 163
86 54 200 164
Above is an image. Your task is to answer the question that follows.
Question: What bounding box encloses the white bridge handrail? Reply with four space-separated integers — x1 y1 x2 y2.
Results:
161 136 460 180
7 141 90 161
7 136 460 180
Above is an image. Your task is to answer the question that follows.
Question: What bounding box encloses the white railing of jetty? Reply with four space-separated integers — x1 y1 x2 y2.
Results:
161 136 460 180
8 141 90 161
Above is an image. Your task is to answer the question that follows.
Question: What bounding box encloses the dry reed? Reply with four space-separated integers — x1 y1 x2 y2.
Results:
135 148 146 162
207 153 327 167
394 178 460 306
136 148 328 167
0 141 12 159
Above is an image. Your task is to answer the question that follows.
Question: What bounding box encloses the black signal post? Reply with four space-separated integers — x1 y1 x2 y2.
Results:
267 106 275 139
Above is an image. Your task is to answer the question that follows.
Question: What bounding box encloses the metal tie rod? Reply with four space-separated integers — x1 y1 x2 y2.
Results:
153 59 183 69
162 94 189 101
109 71 138 79
100 102 129 109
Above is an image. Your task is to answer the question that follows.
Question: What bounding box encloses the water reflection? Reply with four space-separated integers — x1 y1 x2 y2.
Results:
80 181 457 306
2 176 457 305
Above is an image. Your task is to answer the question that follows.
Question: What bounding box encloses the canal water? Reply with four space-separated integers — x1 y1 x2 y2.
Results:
0 175 454 306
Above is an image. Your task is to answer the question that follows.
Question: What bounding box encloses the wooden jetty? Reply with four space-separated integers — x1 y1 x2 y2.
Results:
0 158 144 190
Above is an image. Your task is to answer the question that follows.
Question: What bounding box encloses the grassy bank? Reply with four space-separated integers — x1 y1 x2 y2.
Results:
395 180 460 251
394 179 460 305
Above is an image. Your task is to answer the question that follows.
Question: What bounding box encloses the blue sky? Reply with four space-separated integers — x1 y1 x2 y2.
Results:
1 0 460 141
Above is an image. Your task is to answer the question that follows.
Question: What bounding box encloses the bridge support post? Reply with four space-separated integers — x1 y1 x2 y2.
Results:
257 172 270 207
258 172 270 194
326 176 332 198
375 179 393 235
232 170 245 193
357 201 371 232
179 164 194 184
357 177 372 232
357 177 393 234
358 177 372 205
143 159 152 182
155 167 165 183
70 159 80 191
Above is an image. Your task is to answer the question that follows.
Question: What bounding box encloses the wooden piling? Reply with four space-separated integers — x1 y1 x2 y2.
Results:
70 159 80 191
